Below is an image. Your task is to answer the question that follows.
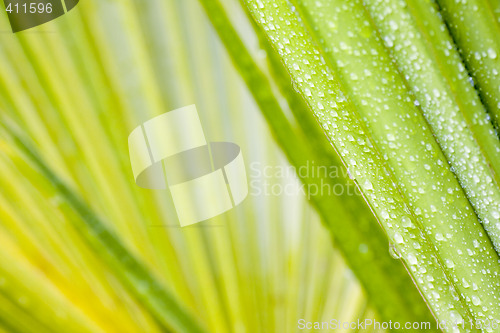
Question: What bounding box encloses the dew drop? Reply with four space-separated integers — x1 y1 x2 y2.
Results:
394 233 404 244
407 253 418 265
487 48 497 59
389 243 401 259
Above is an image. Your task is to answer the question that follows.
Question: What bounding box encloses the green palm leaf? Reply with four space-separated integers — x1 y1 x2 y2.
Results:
1 0 500 332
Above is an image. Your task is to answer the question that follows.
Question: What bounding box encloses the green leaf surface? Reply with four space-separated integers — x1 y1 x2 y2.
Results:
241 0 500 328
198 0 437 327
436 0 500 130
361 0 500 255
